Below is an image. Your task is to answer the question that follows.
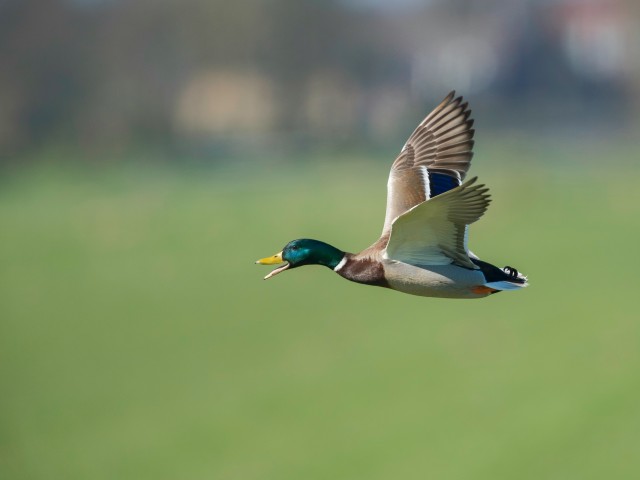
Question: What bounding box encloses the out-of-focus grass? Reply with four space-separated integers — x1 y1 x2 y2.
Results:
1 145 640 480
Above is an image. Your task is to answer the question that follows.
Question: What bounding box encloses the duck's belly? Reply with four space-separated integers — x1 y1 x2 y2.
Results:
383 261 490 299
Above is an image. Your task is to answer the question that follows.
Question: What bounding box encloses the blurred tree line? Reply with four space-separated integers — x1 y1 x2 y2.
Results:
0 0 405 158
1 0 637 162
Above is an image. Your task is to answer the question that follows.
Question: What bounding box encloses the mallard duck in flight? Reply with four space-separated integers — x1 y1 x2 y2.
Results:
256 92 527 299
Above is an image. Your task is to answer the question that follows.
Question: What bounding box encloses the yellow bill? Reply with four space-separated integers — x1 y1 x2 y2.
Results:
255 251 290 279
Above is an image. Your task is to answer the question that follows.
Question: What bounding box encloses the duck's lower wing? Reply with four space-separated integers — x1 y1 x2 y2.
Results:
384 178 491 269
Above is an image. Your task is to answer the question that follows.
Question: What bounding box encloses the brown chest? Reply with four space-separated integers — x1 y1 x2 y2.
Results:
336 256 389 288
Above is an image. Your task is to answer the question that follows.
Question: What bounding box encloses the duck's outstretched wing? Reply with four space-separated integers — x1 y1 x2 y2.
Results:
384 178 490 269
381 91 475 237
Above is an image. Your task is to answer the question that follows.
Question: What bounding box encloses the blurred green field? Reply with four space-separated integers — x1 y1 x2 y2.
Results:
2 145 640 479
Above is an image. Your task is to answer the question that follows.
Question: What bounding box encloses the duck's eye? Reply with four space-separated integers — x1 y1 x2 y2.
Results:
290 245 298 251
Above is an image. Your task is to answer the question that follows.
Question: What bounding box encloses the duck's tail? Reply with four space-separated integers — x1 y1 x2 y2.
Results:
484 278 528 291
484 266 528 291
472 260 528 292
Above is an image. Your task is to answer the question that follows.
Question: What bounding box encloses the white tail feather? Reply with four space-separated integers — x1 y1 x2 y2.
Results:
485 279 528 291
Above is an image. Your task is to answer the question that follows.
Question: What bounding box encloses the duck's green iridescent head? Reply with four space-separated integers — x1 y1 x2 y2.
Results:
256 239 345 280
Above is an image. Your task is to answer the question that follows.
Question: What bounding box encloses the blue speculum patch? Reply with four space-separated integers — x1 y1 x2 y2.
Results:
428 172 459 197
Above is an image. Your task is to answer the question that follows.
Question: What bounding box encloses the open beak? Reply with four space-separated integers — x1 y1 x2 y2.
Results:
255 251 290 280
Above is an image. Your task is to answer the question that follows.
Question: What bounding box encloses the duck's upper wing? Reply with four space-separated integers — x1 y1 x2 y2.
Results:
384 177 490 269
380 91 475 237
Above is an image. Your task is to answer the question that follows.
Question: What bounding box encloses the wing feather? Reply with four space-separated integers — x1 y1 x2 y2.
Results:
384 178 491 269
381 91 475 236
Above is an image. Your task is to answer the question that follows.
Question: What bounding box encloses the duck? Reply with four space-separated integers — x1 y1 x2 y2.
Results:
256 91 527 299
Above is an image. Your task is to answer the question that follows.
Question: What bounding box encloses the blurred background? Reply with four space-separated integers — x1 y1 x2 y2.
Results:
1 0 639 159
2 0 640 479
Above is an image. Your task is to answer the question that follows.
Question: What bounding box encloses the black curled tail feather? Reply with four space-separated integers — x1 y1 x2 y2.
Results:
471 259 527 285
